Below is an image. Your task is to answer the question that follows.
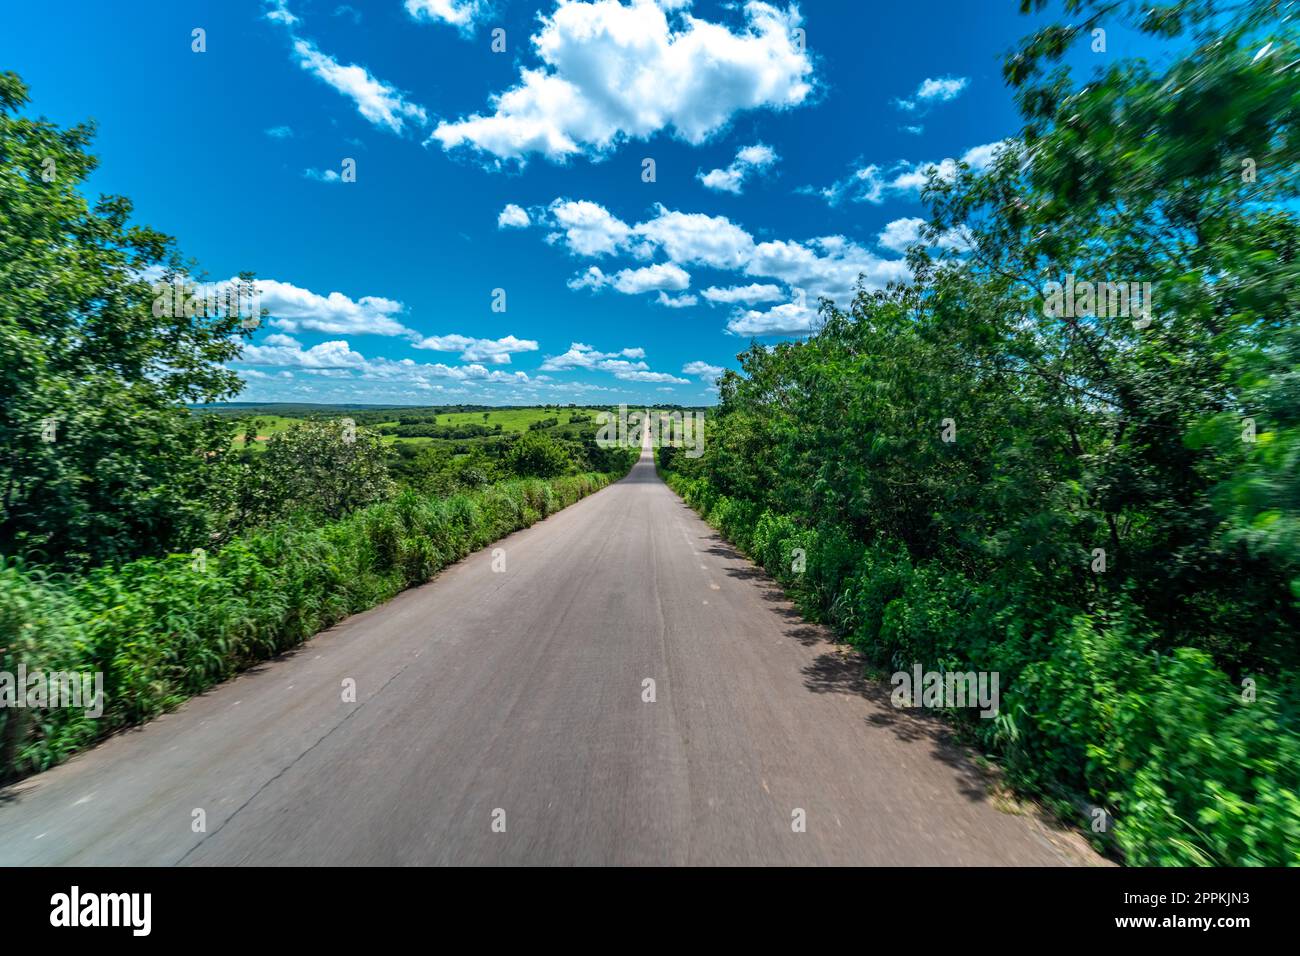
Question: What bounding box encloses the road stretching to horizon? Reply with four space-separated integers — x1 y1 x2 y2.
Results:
0 436 1097 865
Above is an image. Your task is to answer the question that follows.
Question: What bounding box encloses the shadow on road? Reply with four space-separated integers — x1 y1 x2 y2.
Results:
688 521 1008 808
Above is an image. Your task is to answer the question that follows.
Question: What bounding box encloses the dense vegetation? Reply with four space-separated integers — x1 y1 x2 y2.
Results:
0 72 639 780
0 472 617 778
661 0 1299 865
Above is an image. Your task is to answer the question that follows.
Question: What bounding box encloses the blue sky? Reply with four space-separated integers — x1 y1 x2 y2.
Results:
2 0 1151 406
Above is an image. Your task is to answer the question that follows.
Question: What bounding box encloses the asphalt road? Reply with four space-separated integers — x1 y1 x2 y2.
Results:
0 439 1096 865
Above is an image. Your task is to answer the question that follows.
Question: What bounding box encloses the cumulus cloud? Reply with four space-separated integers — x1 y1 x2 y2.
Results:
528 198 910 334
916 75 969 102
683 360 724 382
616 370 689 383
568 262 691 294
292 38 427 134
877 217 927 253
404 0 485 32
412 333 540 364
744 236 909 302
698 142 779 194
612 263 691 295
656 292 698 308
263 0 299 26
547 200 636 257
876 216 972 253
536 342 683 383
700 283 784 305
806 140 1009 206
894 75 969 112
887 141 1006 193
540 342 649 372
255 279 414 338
726 299 820 336
633 205 755 270
237 337 530 385
429 0 814 164
498 203 531 228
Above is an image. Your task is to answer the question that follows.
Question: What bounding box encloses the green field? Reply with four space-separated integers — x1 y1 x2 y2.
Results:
230 414 300 449
224 407 611 451
429 407 605 433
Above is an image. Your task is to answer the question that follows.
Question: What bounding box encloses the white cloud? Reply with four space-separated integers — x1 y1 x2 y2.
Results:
540 342 649 372
531 198 910 326
264 0 299 26
303 168 342 183
567 266 609 291
893 75 968 112
916 76 969 102
698 142 779 194
745 237 908 302
633 205 755 270
547 200 635 257
240 338 369 370
808 140 1010 206
726 299 819 336
497 203 531 228
616 370 689 384
537 342 687 384
429 0 814 164
957 140 1007 171
265 125 294 139
404 0 485 31
412 334 540 364
656 292 698 308
877 216 972 253
683 360 724 382
292 38 427 134
612 263 690 294
256 279 414 338
262 333 301 348
887 142 1006 194
700 283 784 305
570 262 692 294
804 163 884 206
238 338 532 386
877 217 927 253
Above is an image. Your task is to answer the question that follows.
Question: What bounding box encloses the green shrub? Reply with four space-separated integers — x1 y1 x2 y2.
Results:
0 471 617 781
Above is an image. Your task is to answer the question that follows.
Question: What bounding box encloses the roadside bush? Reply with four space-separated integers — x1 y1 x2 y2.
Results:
0 471 617 781
504 431 573 479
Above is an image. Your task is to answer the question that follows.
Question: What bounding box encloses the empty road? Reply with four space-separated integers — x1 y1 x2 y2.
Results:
0 439 1095 865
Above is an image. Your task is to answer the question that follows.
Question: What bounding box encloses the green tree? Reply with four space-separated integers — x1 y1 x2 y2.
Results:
0 72 249 568
217 420 395 532
505 432 572 478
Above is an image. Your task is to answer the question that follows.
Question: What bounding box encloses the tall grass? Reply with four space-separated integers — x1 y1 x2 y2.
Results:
0 472 614 780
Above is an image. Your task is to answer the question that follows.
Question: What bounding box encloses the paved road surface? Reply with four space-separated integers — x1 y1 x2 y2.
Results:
0 438 1096 865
